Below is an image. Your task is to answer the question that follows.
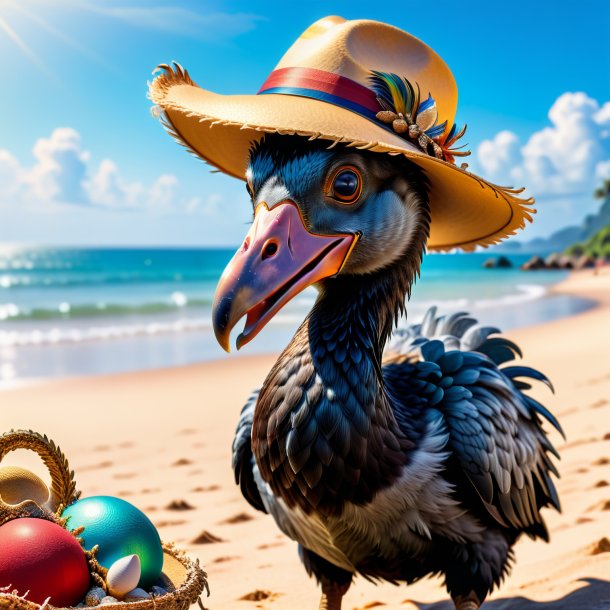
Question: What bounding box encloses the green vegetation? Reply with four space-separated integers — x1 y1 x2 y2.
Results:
566 225 610 258
565 180 610 259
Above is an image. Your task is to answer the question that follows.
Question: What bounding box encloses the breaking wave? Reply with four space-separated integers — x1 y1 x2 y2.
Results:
0 284 550 348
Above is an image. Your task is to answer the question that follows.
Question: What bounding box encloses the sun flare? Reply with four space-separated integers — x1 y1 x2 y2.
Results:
0 1 56 77
0 0 103 78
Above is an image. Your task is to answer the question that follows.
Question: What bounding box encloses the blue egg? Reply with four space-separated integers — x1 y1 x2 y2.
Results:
62 496 163 588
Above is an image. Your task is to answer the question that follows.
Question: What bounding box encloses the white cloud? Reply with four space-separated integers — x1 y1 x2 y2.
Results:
0 151 23 197
0 127 190 212
86 159 145 208
148 174 179 210
477 131 520 179
595 159 610 180
477 92 610 197
26 128 89 203
594 101 610 126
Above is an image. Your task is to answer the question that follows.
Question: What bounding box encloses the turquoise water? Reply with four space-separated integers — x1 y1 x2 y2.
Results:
0 248 228 320
0 247 593 383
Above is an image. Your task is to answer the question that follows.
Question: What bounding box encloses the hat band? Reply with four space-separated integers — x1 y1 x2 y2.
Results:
257 67 381 120
257 67 471 166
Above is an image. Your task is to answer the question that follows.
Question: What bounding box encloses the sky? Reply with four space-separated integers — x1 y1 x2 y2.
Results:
0 0 609 247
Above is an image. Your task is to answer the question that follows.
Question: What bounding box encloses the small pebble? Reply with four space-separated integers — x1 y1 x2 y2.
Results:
100 596 119 605
151 586 168 597
124 588 150 602
85 587 107 606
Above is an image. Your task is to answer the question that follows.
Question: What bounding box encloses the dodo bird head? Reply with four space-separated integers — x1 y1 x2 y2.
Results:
212 134 431 352
152 18 536 353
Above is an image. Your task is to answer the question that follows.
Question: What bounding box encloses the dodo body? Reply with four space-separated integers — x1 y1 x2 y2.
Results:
214 135 561 610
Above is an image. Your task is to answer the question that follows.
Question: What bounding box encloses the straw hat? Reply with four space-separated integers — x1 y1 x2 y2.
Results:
149 16 534 251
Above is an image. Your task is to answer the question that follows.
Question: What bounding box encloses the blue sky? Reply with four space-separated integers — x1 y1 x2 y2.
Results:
0 0 609 246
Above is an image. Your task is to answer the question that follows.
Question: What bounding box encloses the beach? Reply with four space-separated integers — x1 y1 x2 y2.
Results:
1 269 609 609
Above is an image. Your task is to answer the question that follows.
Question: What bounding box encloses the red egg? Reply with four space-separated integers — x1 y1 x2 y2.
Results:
0 518 90 606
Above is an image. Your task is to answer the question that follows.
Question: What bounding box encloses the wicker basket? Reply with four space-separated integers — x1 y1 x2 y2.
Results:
0 430 209 610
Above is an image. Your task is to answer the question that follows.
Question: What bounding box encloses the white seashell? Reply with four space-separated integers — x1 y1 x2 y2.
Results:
151 586 168 597
124 588 150 602
0 466 50 506
100 596 118 605
106 554 141 599
85 587 107 606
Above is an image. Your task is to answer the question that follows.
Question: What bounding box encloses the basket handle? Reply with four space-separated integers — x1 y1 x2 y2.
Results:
0 429 80 512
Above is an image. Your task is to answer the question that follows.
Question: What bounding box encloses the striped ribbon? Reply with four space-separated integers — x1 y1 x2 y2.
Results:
257 67 382 120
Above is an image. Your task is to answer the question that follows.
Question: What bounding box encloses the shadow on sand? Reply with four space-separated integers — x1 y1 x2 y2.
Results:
417 578 610 610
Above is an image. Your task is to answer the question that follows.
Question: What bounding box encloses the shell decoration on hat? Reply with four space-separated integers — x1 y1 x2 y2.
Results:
369 71 469 165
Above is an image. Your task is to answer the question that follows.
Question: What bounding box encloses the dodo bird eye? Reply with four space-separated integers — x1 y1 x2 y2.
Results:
327 166 362 205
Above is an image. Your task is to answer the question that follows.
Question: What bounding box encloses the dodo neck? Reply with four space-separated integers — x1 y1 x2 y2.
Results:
252 261 420 514
313 263 416 359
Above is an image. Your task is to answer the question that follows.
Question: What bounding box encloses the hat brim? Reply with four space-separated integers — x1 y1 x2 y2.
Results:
149 64 534 252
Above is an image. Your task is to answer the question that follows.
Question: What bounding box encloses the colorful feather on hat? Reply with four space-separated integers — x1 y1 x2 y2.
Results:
369 70 469 164
438 123 470 164
370 71 420 119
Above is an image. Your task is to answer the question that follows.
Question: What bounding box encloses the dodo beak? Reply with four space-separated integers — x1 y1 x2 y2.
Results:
213 201 358 352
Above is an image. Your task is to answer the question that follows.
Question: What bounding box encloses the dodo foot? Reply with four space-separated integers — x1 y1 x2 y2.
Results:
454 603 479 610
453 591 482 610
318 582 350 610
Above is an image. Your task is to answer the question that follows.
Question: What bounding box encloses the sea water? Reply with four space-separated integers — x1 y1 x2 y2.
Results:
0 247 593 384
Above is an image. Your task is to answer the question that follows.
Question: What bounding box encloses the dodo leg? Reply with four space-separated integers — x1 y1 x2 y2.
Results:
298 545 352 610
319 580 351 610
452 591 481 610
444 533 515 610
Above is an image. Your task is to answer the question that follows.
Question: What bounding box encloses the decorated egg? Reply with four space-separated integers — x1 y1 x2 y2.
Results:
106 554 141 599
0 466 49 506
0 517 90 606
62 496 163 588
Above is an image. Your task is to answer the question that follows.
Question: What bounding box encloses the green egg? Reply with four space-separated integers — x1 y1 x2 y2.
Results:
62 495 163 588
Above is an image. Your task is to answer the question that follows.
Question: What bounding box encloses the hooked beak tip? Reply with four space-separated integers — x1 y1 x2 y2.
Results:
212 322 231 353
212 294 237 353
214 331 231 353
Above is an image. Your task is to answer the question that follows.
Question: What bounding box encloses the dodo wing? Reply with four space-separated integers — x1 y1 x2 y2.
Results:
232 389 268 513
385 311 563 539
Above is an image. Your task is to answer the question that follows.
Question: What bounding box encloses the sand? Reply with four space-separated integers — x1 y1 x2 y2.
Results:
1 270 609 609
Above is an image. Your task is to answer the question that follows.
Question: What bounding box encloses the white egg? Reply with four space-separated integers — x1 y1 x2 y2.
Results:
124 588 150 602
106 554 141 599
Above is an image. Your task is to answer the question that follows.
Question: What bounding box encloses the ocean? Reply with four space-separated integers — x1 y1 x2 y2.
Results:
0 247 593 385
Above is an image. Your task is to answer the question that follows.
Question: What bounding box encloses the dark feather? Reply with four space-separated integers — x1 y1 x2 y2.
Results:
231 390 267 513
386 308 561 538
